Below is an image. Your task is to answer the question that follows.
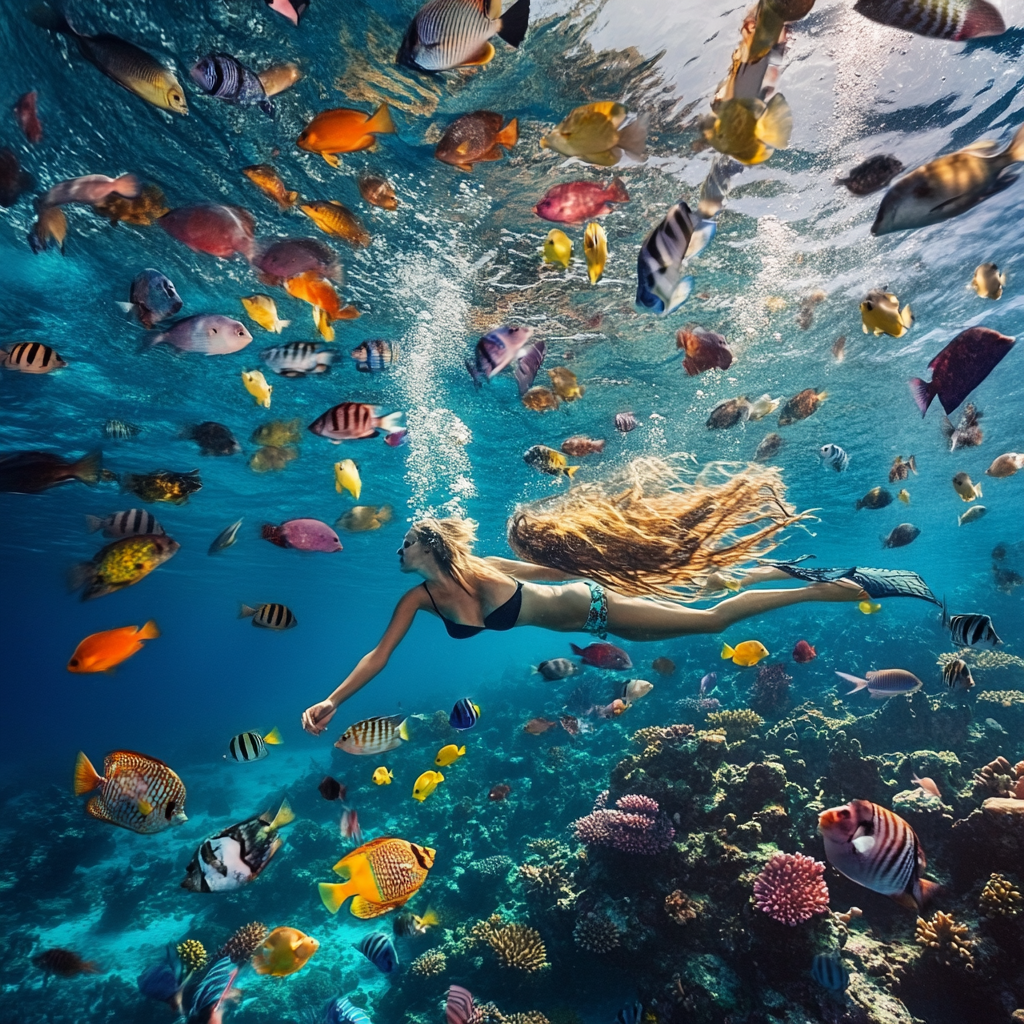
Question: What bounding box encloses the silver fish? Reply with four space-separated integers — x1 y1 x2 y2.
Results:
209 519 243 555
261 341 335 377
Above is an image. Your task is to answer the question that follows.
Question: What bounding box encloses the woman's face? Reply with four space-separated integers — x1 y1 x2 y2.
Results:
398 530 429 573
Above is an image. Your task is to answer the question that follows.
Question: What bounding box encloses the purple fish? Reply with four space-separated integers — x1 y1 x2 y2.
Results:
466 325 535 384
513 340 546 396
146 315 253 355
909 326 1014 416
261 518 342 552
251 237 341 285
570 642 633 670
700 671 717 695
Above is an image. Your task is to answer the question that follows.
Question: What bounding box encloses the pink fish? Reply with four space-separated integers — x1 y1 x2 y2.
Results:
466 325 535 384
264 0 308 25
570 642 632 670
251 237 341 285
146 315 252 355
40 173 139 207
446 985 475 1024
912 774 941 799
910 327 1015 418
14 92 42 143
160 204 256 260
534 178 630 223
339 807 362 842
262 518 342 552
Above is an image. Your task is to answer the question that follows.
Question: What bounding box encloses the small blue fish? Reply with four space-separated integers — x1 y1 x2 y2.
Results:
449 698 480 730
325 997 372 1024
356 932 397 973
350 339 399 373
811 953 850 991
118 269 182 329
820 443 850 472
700 671 717 695
136 947 182 1005
190 53 273 116
635 201 715 315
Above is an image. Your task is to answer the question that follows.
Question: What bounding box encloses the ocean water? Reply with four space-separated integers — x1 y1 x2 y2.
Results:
2 0 1024 1022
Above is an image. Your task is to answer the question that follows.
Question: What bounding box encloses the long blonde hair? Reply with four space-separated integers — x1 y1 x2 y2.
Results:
413 517 493 594
506 457 809 600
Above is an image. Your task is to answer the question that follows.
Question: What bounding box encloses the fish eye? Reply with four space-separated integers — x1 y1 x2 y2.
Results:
69 658 78 667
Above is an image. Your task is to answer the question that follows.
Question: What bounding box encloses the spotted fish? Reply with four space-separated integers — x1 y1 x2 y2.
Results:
74 750 187 833
319 836 436 917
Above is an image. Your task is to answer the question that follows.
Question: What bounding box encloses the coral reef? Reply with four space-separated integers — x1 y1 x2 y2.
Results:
631 723 694 751
175 939 207 973
980 872 1022 918
749 663 792 717
213 921 268 965
973 755 1024 798
410 949 447 976
676 696 721 715
752 852 829 925
470 915 549 972
572 793 675 854
915 911 975 970
572 912 621 952
664 889 702 924
706 709 764 740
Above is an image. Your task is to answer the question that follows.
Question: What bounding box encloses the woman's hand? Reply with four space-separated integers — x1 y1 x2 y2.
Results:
302 699 337 736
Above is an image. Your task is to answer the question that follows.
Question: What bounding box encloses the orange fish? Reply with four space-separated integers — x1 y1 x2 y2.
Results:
284 272 360 322
319 836 435 918
296 104 396 166
68 621 160 673
251 926 319 977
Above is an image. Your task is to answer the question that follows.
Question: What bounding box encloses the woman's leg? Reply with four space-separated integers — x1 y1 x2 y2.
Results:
606 580 865 642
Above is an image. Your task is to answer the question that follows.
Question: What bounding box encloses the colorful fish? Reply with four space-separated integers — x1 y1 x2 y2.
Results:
227 728 283 761
319 837 436 917
570 642 632 669
252 927 319 977
74 750 187 833
67 621 160 673
435 744 466 767
721 640 769 666
412 770 444 801
336 716 410 756
449 699 480 730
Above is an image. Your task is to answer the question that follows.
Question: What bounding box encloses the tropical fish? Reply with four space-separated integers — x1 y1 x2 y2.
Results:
262 518 342 552
86 508 164 539
543 229 573 268
777 389 828 426
676 326 733 376
252 927 319 977
435 112 517 173
121 469 201 505
239 603 297 630
191 53 272 115
309 403 405 442
181 957 239 1023
252 419 302 447
74 750 187 833
561 436 604 457
853 0 1005 41
583 221 607 284
836 667 922 700
262 341 335 377
356 932 397 973
858 600 883 615
340 809 363 843
449 699 480 730
489 783 512 800
514 343 548 397
258 61 304 96
446 985 476 1024
264 0 309 26
335 459 362 499
28 205 67 252
701 95 792 165
183 422 240 457
898 490 910 504
412 770 444 801
912 774 942 799
944 607 1001 645
571 642 632 670
14 91 43 143
987 452 1024 477
0 342 67 374
706 397 751 430
301 201 370 247
652 658 675 676
522 386 561 414
160 204 256 260
971 262 1005 299
297 104 396 166
811 954 850 992
359 175 398 210
227 727 283 761
336 716 410 756
873 123 1024 235
325 997 372 1024
942 658 975 689
941 403 984 451
534 179 629 223
242 370 273 408
243 295 290 334
93 184 168 226
397 0 531 72
253 237 341 284
181 800 294 892
819 444 849 472
68 621 159 673
118 270 182 329
466 324 535 383
33 949 98 978
0 450 101 493
524 445 577 478
0 147 34 208
836 154 904 196
147 315 253 355
620 679 654 702
541 102 647 166
70 534 180 600
747 395 781 421
889 454 917 482
882 523 920 548
534 658 578 680
754 433 784 462
910 327 1014 417
636 201 715 315
856 487 893 510
209 519 243 555
614 412 638 432
819 799 938 909
721 640 769 666
320 776 347 801
861 290 913 337
337 505 393 532
435 744 465 767
350 339 399 373
28 7 188 114
393 909 439 937
951 472 982 502
373 766 393 785
832 335 848 363
792 640 817 664
958 505 987 526
319 837 436 917
523 718 557 734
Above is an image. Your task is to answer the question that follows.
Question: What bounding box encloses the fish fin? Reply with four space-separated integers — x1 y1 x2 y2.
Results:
496 0 531 47
67 562 95 593
26 4 74 34
900 304 913 328
420 908 439 927
269 798 294 830
890 891 918 911
85 797 114 822
851 834 876 854
616 114 649 161
399 718 411 741
570 643 584 655
606 177 630 203
264 726 283 744
835 670 869 692
351 896 394 919
318 881 352 914
367 103 396 135
664 276 695 315
720 643 735 660
138 620 160 640
684 220 717 260
115 301 135 316
497 117 519 149
461 42 496 66
321 153 341 168
908 455 918 474
72 450 102 486
583 149 621 167
84 514 104 533
916 878 941 907
564 465 579 478
378 411 405 434
755 93 793 150
239 603 257 619
73 751 101 795
908 377 934 417
258 98 275 118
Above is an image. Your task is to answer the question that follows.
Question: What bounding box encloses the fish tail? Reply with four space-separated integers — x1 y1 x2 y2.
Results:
900 304 913 328
420 908 439 927
319 880 355 914
497 117 519 149
665 276 695 315
607 177 630 202
378 411 405 434
564 465 579 478
908 377 934 417
835 670 869 693
115 174 142 199
616 113 649 161
67 561 95 593
84 514 104 533
915 877 941 908
268 798 294 830
72 450 102 486
570 643 584 656
399 717 411 741
73 751 101 795
263 726 283 744
755 93 793 150
261 524 284 546
367 103 396 136
908 454 918 474
497 0 531 48
26 4 74 35
138 620 160 640
720 643 735 660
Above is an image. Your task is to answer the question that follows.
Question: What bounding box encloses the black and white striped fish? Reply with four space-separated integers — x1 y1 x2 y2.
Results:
355 931 397 973
942 658 975 690
942 600 1001 646
261 341 336 377
810 954 850 991
820 443 850 472
227 727 283 762
239 602 297 630
104 420 140 439
190 53 273 116
853 0 1005 42
85 508 165 538
0 341 67 373
635 201 715 315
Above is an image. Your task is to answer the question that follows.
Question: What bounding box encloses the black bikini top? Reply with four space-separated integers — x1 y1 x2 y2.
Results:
422 578 523 639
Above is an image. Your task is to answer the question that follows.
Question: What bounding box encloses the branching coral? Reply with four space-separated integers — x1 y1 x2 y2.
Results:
753 853 830 925
175 939 207 973
664 890 702 925
471 915 549 972
750 663 792 717
980 873 1022 918
469 855 516 878
213 922 268 965
572 912 621 953
706 709 764 740
915 912 975 970
572 794 675 854
518 861 571 894
631 723 694 750
410 949 447 976
505 1014 549 1024
696 728 728 744
973 756 1024 798
978 690 1024 709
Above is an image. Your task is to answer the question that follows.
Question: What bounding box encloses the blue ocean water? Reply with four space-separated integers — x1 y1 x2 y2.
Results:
2 0 1024 1022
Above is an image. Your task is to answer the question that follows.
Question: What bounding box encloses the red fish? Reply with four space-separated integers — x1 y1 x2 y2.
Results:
160 204 255 260
792 640 817 663
533 178 630 223
0 450 101 493
340 807 362 843
570 642 632 670
910 326 1015 417
488 784 511 801
561 435 605 457
677 326 733 376
308 402 405 442
262 518 342 552
15 91 43 143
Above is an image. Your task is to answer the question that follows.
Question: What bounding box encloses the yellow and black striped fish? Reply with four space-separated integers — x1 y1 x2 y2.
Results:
0 342 67 374
239 602 297 630
74 749 187 833
335 715 410 756
227 727 283 762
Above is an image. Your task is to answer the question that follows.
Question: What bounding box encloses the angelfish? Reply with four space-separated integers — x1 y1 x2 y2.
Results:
635 201 715 315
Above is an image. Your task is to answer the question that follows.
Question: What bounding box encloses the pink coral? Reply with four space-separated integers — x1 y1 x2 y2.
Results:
753 852 829 925
572 794 675 855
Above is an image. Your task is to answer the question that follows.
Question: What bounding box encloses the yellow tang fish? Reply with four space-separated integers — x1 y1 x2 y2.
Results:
860 290 913 337
858 600 883 615
720 640 769 666
335 459 361 499
548 366 584 402
251 926 319 977
319 836 436 917
543 229 572 268
701 95 792 165
372 766 393 786
435 744 465 767
412 770 444 802
242 369 272 408
242 295 290 333
898 489 910 504
583 221 607 284
540 102 648 167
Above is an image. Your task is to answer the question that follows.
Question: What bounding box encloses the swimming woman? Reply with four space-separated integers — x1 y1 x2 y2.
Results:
301 458 894 735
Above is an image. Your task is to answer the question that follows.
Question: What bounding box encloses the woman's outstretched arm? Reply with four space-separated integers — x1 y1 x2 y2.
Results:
301 587 425 736
483 555 579 583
